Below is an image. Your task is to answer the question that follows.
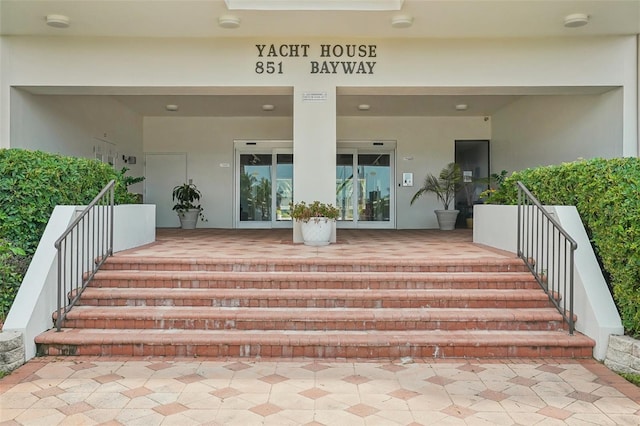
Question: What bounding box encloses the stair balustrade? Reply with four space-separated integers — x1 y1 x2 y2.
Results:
55 180 114 331
517 181 577 334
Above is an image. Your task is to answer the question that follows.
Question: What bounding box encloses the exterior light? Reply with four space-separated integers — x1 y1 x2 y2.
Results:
46 14 70 28
391 15 413 29
564 13 589 28
219 15 241 29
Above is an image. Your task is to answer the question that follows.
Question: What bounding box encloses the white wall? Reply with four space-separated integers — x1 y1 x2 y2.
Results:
338 116 491 229
473 204 624 360
1 35 637 226
491 91 624 173
1 35 636 149
144 115 489 229
143 116 293 228
9 90 145 193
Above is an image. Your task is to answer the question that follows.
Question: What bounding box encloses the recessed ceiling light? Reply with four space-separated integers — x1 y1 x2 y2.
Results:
219 15 241 29
166 104 179 111
564 13 589 28
262 104 275 111
391 15 413 29
455 104 468 111
46 14 70 28
358 104 371 111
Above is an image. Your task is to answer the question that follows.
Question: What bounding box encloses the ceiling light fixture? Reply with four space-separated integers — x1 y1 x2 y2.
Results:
455 104 468 111
46 14 70 28
358 104 371 111
391 15 413 29
564 13 589 28
218 15 241 29
262 104 275 111
166 104 179 111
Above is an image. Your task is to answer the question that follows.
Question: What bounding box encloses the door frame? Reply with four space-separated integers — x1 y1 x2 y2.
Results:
233 140 293 229
336 140 396 229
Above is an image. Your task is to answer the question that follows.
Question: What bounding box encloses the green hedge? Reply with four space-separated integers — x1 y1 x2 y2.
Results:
0 149 141 319
490 157 640 336
0 239 29 319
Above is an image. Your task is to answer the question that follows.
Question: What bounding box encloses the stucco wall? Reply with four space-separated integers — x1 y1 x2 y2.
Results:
9 90 145 193
491 90 625 173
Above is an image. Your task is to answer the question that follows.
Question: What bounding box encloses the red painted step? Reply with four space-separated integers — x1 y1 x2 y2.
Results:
36 255 595 359
77 287 553 309
36 329 595 359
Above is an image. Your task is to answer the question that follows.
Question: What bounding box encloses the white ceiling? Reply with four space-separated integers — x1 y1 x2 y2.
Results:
4 0 638 117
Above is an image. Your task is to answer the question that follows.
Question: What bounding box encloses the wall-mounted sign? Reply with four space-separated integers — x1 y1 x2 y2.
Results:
302 92 328 102
254 43 377 75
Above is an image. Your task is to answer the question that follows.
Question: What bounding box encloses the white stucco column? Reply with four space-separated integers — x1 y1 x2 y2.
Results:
292 84 337 243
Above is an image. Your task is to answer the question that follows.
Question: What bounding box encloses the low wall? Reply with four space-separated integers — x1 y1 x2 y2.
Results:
605 335 640 374
473 204 623 360
0 331 24 373
1 204 155 369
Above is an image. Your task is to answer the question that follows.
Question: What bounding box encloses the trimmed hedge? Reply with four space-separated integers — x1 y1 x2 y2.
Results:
490 157 640 336
0 239 28 319
0 149 141 319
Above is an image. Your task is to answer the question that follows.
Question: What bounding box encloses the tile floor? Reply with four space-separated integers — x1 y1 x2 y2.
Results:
1 357 639 425
4 230 638 425
118 228 506 260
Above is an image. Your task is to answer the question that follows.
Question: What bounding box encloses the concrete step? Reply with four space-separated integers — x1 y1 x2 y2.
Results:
35 328 596 359
101 256 530 273
58 306 566 331
78 287 553 309
90 270 540 290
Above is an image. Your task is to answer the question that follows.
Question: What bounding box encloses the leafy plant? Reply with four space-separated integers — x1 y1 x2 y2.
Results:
479 169 508 203
410 162 462 210
0 239 28 320
172 182 206 221
488 157 640 336
291 201 339 223
0 148 142 321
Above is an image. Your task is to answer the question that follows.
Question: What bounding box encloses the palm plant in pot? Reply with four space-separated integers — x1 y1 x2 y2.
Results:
410 162 462 231
172 181 206 229
291 201 339 246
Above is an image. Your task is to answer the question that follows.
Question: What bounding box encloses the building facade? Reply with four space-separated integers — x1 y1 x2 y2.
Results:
1 1 638 235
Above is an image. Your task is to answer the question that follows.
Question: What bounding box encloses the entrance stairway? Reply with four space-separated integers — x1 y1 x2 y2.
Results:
36 255 595 359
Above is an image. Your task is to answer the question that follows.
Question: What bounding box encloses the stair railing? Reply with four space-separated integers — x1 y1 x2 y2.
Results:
55 180 115 331
517 181 577 334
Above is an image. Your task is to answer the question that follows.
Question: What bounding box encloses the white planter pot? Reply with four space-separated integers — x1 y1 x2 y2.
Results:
300 218 334 246
434 209 459 231
177 209 200 229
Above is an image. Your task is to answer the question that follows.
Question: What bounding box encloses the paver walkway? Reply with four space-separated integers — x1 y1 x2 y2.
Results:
1 357 639 425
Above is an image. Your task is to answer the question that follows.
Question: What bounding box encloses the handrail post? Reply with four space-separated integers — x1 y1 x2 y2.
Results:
55 180 115 331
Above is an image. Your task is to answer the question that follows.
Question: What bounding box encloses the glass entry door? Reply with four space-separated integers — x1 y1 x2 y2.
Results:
336 142 395 228
235 141 293 228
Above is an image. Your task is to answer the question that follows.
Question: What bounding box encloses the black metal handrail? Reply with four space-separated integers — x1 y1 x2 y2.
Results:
517 181 578 334
55 180 115 331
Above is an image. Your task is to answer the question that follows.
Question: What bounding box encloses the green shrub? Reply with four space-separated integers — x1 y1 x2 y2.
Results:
490 157 640 336
0 239 29 319
0 148 142 319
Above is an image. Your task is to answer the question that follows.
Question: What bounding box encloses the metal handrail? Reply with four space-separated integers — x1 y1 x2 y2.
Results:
55 180 115 331
517 181 578 334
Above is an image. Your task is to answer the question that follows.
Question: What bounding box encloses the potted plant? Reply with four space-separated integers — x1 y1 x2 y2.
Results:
172 181 206 229
410 162 462 231
291 201 339 246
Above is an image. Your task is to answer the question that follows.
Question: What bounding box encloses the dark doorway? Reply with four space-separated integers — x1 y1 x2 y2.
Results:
455 140 490 228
